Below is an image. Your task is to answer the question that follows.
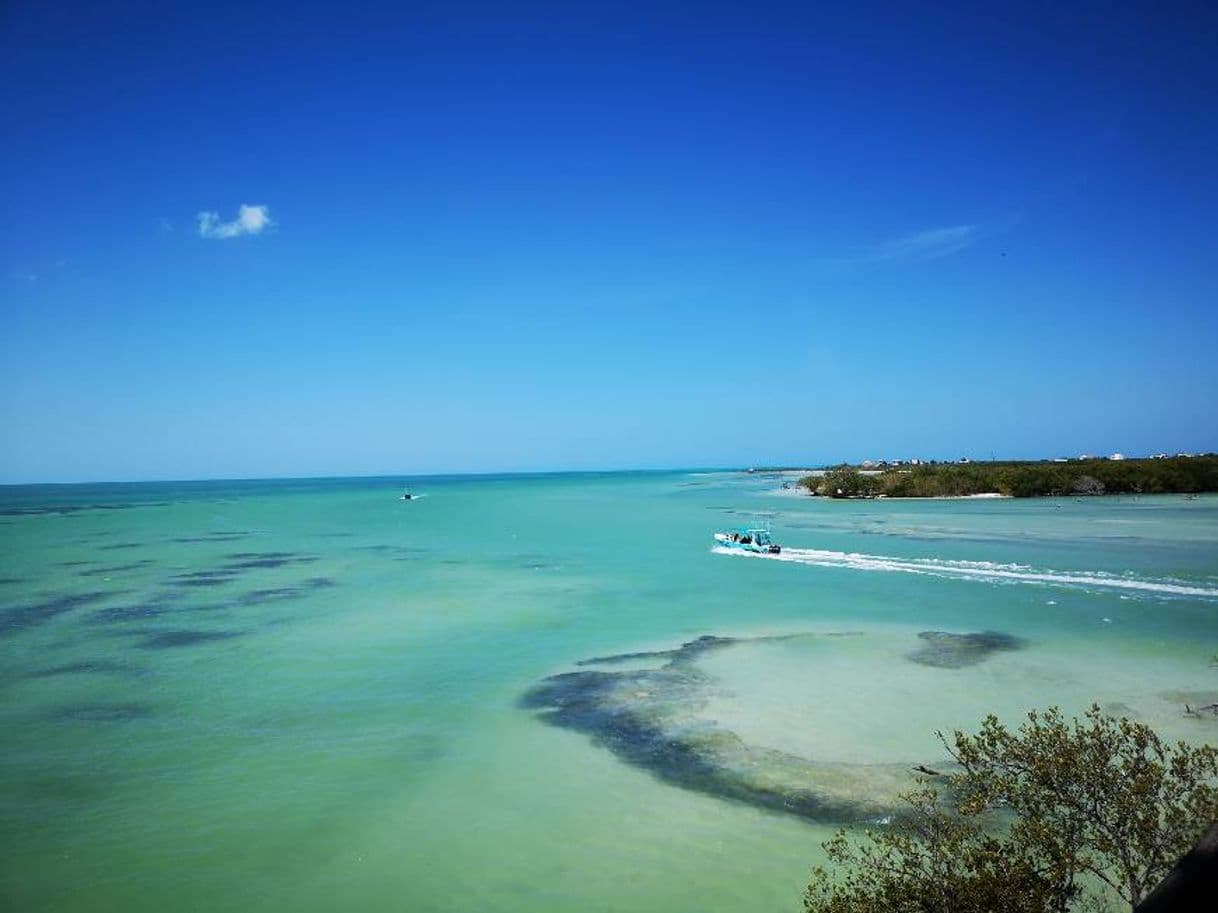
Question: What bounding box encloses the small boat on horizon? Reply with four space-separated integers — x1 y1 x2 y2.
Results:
714 525 781 554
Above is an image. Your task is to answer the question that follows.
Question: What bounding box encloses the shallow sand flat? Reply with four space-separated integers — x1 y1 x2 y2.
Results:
697 625 1218 765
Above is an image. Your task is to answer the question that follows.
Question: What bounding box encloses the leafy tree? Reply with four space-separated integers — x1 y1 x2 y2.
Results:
801 456 1218 499
948 706 1218 908
804 787 1073 913
817 467 882 498
1071 475 1105 495
805 705 1218 912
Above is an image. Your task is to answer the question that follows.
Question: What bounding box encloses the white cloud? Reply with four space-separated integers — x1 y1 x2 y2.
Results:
820 224 979 267
871 225 977 261
197 204 274 240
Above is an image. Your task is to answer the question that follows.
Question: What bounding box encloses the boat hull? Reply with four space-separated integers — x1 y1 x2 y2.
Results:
713 533 780 555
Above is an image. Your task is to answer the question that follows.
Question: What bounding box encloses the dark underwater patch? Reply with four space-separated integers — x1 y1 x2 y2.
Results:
351 544 429 559
2 505 104 517
168 570 241 587
86 603 172 624
98 541 143 551
0 591 113 635
52 703 153 722
173 600 230 614
29 660 140 678
170 531 252 543
0 576 24 585
236 576 336 605
78 560 155 578
136 629 242 649
221 552 318 570
575 633 810 668
576 634 741 667
522 633 896 824
908 630 1025 668
0 502 170 517
164 553 318 588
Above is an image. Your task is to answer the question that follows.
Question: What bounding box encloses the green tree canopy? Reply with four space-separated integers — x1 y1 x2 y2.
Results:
805 705 1218 912
799 456 1218 499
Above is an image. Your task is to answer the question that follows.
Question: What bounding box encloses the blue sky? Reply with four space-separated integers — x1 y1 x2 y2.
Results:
2 1 1216 482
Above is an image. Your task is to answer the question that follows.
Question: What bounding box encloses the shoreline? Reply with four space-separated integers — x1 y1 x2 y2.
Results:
766 488 1011 500
787 491 1209 501
788 456 1217 500
916 492 1010 499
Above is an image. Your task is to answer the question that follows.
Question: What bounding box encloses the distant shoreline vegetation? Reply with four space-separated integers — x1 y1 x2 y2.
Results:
798 455 1218 499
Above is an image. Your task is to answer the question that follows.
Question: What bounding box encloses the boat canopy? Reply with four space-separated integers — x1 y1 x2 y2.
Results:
727 527 773 544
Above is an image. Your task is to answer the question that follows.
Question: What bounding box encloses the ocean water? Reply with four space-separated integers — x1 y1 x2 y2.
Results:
2 472 1217 912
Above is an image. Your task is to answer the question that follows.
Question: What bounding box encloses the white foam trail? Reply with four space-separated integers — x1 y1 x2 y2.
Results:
712 546 1218 598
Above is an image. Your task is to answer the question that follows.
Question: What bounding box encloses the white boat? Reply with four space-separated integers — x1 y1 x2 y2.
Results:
713 525 781 554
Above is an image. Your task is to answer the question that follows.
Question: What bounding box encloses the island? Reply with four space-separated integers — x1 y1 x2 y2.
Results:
797 454 1218 499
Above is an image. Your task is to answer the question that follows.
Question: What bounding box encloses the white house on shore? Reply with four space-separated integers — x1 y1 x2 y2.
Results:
1109 453 1126 461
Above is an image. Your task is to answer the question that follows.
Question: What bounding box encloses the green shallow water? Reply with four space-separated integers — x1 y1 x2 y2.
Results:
2 472 1217 911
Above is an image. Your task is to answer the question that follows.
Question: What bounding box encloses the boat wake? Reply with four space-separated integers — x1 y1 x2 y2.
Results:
712 546 1218 599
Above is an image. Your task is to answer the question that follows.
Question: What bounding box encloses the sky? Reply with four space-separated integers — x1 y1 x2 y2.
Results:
2 0 1216 482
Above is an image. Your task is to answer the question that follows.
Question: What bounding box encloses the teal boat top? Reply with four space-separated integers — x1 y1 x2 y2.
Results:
718 526 776 545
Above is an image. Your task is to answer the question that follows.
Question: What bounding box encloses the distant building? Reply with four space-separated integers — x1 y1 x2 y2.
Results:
1052 458 1068 463
1109 453 1126 461
1079 454 1093 460
958 457 971 464
861 460 876 468
1153 453 1168 459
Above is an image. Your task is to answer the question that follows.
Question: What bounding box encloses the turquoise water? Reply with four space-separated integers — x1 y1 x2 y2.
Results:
2 472 1217 911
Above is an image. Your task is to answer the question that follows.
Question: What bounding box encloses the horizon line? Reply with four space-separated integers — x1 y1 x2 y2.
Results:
2 451 1214 488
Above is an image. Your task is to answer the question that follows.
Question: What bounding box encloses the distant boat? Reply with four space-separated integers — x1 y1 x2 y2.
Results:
714 525 781 554
400 490 415 501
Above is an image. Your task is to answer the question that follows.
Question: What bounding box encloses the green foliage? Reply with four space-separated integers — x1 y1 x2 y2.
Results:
805 705 1218 912
806 467 884 499
800 457 1218 499
805 788 1070 913
948 706 1218 908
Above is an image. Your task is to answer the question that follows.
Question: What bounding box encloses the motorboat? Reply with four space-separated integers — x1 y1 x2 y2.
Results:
714 525 781 554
